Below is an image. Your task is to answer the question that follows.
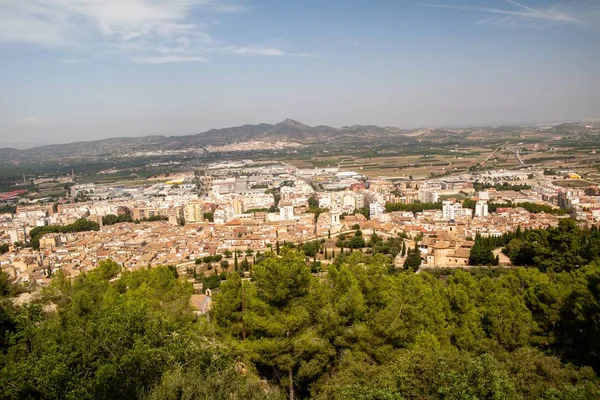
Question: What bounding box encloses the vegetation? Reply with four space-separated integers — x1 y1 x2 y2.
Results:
29 218 100 249
0 244 9 255
335 230 366 249
3 223 600 398
469 234 499 266
102 214 168 226
102 213 133 225
385 202 442 213
403 246 422 271
462 199 567 215
0 205 17 214
195 255 223 264
502 219 600 272
473 182 532 191
0 263 277 399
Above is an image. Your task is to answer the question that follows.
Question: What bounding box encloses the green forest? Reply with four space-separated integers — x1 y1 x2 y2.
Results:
2 222 600 399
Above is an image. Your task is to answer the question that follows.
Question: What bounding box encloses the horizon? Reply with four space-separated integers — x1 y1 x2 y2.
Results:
0 117 594 150
1 0 599 146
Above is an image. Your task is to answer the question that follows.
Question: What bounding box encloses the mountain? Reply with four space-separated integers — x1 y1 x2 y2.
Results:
549 123 590 136
269 118 313 136
7 118 588 163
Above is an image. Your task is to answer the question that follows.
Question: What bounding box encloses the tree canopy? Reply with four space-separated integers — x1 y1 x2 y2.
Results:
3 226 600 399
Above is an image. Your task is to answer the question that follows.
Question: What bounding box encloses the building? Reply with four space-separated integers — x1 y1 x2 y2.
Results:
442 201 457 220
475 200 489 217
184 201 204 223
369 201 385 219
418 189 439 204
279 202 295 221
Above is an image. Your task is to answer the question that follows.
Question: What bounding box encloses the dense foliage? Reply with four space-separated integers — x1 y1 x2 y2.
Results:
503 219 600 272
29 218 100 249
102 213 133 225
462 199 567 215
469 234 499 266
3 223 600 399
403 247 422 270
335 229 366 249
385 202 442 213
473 182 532 191
0 205 17 214
102 213 170 226
0 262 280 400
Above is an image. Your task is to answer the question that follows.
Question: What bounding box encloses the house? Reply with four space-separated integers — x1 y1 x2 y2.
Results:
190 294 212 315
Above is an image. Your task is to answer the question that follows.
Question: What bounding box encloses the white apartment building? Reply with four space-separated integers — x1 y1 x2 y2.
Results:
442 201 464 220
475 200 489 217
280 203 295 221
369 201 385 219
418 189 439 204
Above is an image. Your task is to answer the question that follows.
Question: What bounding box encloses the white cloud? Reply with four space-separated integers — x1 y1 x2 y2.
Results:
132 55 207 64
227 46 285 56
224 45 318 58
428 0 595 28
0 0 316 62
14 117 38 126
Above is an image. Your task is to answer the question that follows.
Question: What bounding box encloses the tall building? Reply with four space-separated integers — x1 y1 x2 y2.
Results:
231 199 243 216
442 201 455 220
475 200 489 217
442 201 464 220
418 189 439 204
279 201 295 221
369 201 385 219
330 209 341 226
184 201 204 223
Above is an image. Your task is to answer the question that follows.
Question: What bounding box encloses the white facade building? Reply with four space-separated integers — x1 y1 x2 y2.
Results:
475 200 489 217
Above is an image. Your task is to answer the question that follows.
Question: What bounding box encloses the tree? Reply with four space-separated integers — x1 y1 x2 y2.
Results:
469 235 497 266
220 260 230 270
404 248 422 271
252 250 312 308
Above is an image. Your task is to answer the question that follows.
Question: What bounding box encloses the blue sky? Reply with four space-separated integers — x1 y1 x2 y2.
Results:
0 0 599 147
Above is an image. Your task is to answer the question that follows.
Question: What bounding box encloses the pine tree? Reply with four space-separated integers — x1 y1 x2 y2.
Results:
404 248 422 271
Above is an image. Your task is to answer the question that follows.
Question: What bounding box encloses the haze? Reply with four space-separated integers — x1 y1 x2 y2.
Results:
0 0 599 148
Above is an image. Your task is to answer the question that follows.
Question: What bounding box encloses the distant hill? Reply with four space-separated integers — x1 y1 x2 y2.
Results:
549 123 590 136
0 119 593 163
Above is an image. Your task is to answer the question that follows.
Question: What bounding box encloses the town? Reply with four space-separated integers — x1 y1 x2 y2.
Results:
2 158 598 287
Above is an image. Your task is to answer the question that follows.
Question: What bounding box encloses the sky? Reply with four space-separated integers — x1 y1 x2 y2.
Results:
0 0 599 148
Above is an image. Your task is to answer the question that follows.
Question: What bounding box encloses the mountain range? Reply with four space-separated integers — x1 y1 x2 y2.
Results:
0 119 596 163
0 119 408 161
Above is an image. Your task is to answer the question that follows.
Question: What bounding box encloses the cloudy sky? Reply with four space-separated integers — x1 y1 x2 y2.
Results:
0 0 599 148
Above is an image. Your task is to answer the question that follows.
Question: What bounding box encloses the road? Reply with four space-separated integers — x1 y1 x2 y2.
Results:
514 150 526 167
478 143 507 167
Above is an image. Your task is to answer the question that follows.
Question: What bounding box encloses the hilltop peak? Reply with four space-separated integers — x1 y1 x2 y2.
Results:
275 118 312 130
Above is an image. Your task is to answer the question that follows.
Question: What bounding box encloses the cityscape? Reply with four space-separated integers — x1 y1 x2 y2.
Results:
1 0 600 399
3 151 599 283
